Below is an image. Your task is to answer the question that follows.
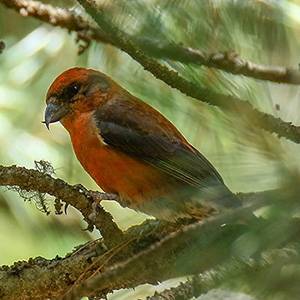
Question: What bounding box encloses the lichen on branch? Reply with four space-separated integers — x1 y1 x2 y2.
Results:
0 163 123 247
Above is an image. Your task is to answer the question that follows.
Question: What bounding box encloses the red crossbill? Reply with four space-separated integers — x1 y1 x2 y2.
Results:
44 68 240 221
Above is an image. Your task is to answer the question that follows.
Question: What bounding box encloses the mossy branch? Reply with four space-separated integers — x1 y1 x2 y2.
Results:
0 163 123 247
0 163 299 299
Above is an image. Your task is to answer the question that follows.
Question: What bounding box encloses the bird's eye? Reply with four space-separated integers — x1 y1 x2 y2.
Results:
63 83 81 100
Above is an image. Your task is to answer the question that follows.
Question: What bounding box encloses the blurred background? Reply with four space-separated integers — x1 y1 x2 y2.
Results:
0 0 300 299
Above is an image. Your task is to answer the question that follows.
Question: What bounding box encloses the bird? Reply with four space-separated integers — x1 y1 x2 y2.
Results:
44 67 241 222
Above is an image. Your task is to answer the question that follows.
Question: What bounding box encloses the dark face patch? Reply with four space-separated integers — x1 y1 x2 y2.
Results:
62 82 81 101
46 68 112 115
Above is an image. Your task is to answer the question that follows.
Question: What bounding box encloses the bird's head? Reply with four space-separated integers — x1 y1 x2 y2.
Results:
44 67 112 129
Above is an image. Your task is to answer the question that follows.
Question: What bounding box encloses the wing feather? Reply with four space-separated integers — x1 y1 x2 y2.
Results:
94 98 225 190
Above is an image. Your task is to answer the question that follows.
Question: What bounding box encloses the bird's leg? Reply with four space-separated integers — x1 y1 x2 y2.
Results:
73 183 119 204
88 190 120 204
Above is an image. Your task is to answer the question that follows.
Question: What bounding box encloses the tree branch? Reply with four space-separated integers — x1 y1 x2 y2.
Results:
73 0 300 144
0 213 198 299
0 164 124 247
0 162 298 299
146 244 299 300
56 192 278 300
3 0 300 145
137 41 300 85
0 0 112 53
0 238 108 300
1 0 300 84
56 180 300 299
2 216 297 300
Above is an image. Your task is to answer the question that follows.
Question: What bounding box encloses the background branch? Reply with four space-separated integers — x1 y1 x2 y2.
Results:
146 244 300 300
75 0 300 144
3 1 300 143
0 0 112 53
1 0 300 84
136 40 300 85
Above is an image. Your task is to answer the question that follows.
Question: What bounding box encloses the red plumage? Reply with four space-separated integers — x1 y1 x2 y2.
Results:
45 67 239 221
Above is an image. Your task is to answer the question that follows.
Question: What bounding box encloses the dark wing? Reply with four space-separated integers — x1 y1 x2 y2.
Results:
93 96 225 190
